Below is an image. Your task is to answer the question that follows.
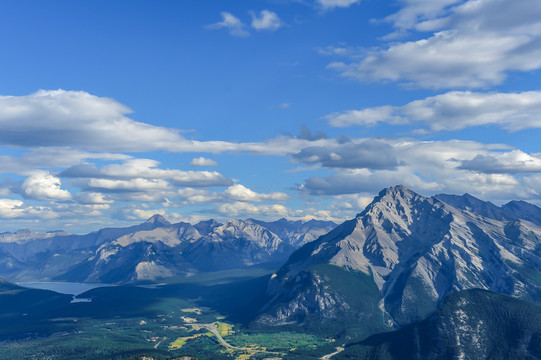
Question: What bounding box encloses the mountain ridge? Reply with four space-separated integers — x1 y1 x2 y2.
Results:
0 215 337 284
257 185 541 332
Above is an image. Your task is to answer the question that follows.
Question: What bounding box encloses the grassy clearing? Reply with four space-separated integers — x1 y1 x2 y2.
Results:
216 321 234 336
181 308 202 315
169 333 206 350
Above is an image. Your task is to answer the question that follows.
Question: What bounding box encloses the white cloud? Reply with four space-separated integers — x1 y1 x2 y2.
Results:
225 184 289 202
206 12 250 37
250 10 282 31
326 106 396 128
0 90 185 152
326 91 541 132
217 202 289 218
0 198 64 220
383 0 462 31
316 0 361 10
0 148 130 175
177 188 219 204
21 171 71 200
75 192 114 205
328 0 541 89
62 158 232 188
299 168 440 196
0 199 25 218
293 139 400 169
114 207 168 221
176 184 289 205
296 138 541 203
0 90 342 157
459 150 541 174
87 178 170 192
190 157 218 167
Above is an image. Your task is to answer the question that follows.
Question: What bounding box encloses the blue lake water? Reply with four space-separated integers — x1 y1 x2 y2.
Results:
16 282 112 296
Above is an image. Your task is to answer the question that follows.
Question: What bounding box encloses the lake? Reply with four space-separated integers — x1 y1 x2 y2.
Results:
16 281 113 296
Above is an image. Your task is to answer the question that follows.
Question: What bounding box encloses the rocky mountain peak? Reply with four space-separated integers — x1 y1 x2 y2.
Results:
357 185 435 230
365 185 425 209
261 186 541 329
144 214 171 226
502 200 541 226
15 229 33 235
213 219 279 244
193 219 222 236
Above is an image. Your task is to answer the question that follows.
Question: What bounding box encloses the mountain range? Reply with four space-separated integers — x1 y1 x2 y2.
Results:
2 185 541 359
0 215 336 283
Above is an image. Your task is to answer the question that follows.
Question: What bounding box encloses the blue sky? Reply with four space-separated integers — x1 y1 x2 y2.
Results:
1 0 541 233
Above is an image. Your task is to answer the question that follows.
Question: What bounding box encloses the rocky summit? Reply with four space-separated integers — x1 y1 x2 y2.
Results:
258 185 541 333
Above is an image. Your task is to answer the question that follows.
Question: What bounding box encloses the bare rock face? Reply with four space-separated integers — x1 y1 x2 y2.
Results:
259 185 541 329
0 214 336 284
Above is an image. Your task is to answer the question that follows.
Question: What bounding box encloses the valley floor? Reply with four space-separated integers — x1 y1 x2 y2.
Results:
0 279 336 360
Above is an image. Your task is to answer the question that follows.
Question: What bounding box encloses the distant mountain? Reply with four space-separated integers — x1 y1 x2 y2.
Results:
0 216 188 282
193 219 222 236
0 275 19 290
0 215 336 284
342 289 541 360
59 218 336 283
0 215 178 262
257 185 541 336
502 200 541 227
181 219 293 271
58 241 193 283
250 218 337 247
0 229 72 261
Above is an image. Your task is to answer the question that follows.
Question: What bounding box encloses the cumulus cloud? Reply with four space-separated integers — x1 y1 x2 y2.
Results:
206 12 249 37
177 188 220 205
459 151 541 174
113 206 168 221
217 202 289 218
86 178 170 193
251 10 282 31
299 168 439 196
190 157 218 167
293 139 400 169
0 198 64 220
383 0 462 32
327 0 541 88
0 90 344 157
0 148 130 175
61 159 233 188
316 0 361 10
75 192 114 205
175 184 289 205
299 168 534 202
326 106 396 128
225 184 289 201
0 90 186 152
295 138 541 202
0 199 25 218
326 91 541 132
21 171 71 200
